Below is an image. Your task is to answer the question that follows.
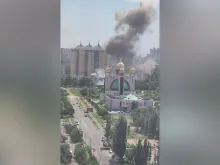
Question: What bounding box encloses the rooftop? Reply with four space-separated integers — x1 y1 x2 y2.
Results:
106 94 143 101
123 94 142 101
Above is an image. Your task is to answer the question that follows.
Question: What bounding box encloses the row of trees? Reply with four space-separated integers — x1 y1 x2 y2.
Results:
132 108 159 140
125 139 152 165
61 76 94 87
87 99 109 120
61 88 74 118
61 143 72 164
64 124 83 143
61 134 68 143
104 116 152 165
80 86 99 98
74 144 99 165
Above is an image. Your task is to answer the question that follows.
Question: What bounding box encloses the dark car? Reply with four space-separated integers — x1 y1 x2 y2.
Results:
100 147 110 151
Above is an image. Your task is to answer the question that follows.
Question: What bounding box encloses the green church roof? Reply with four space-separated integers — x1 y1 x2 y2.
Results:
110 79 130 91
123 94 140 101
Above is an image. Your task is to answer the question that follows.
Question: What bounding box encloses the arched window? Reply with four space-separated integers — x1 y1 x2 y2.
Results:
110 79 130 91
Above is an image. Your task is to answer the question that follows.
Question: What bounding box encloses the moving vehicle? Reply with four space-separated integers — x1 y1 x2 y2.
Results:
109 149 113 153
100 147 110 151
87 108 93 112
103 142 109 147
102 136 106 141
84 114 87 117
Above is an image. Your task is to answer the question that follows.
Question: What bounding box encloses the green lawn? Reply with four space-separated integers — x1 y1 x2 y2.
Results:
127 128 145 139
111 114 133 125
68 88 81 97
91 112 105 128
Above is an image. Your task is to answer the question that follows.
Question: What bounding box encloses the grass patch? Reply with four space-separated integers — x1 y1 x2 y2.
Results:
91 112 105 128
87 114 99 129
68 88 81 97
127 128 145 139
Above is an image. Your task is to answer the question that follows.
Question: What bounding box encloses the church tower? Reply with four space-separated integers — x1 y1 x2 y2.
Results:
104 58 135 96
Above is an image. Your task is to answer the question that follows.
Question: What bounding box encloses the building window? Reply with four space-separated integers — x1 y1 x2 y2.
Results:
110 79 130 91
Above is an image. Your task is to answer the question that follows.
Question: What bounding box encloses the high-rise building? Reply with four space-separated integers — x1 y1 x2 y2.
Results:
70 42 107 77
146 48 160 64
60 48 71 77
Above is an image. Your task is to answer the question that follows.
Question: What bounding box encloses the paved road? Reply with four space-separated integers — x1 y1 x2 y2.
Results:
68 95 114 165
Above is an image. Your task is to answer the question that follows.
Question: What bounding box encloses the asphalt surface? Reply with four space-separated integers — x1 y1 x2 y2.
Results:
69 95 114 165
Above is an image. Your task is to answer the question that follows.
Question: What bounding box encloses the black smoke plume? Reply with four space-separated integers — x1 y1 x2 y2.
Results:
105 0 156 67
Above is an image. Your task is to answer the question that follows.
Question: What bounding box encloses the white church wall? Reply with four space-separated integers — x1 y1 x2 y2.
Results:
111 99 121 109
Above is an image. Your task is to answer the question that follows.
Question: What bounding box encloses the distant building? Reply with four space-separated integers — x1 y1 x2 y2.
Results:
61 42 107 78
90 69 105 86
70 42 107 77
146 48 160 64
100 58 153 111
60 48 71 77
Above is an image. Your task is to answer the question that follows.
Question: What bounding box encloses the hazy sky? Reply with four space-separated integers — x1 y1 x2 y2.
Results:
61 0 159 55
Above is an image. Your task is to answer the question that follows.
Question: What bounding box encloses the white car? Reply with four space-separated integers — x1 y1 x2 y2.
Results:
109 149 113 153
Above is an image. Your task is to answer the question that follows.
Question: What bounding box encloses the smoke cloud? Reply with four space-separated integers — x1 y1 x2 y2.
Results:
136 59 156 76
105 0 156 66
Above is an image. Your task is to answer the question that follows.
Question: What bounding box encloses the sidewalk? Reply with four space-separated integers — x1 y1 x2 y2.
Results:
61 120 78 165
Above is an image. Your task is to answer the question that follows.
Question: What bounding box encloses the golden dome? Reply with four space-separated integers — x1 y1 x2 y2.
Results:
106 65 111 72
116 58 124 69
130 66 135 73
119 67 124 73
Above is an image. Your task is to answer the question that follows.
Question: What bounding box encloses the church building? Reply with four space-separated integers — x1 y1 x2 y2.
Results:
100 58 153 111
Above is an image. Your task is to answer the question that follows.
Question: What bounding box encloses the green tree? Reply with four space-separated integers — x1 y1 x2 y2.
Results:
80 87 88 97
127 125 130 136
64 75 72 86
125 149 135 164
64 124 75 135
134 139 143 165
74 146 88 165
113 116 127 162
60 134 68 143
70 129 83 143
141 139 149 165
60 144 72 164
78 77 94 87
71 77 78 87
105 119 111 140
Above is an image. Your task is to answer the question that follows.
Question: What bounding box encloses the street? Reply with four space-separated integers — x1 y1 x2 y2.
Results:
69 95 114 165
